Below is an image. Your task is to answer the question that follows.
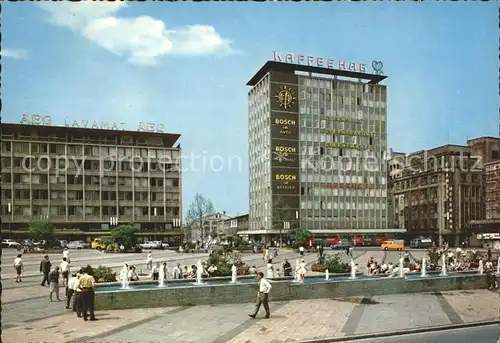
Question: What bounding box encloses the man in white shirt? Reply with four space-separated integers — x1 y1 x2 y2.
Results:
172 263 182 279
13 254 23 283
62 248 70 263
60 257 70 287
66 273 78 309
146 252 153 270
249 272 272 319
299 246 305 257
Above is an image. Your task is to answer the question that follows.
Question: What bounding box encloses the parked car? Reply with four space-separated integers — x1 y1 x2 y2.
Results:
410 237 433 249
380 240 404 251
139 241 162 249
2 239 20 248
330 242 351 250
66 240 89 249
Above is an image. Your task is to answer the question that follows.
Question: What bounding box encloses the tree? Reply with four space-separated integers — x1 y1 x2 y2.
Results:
110 224 138 249
185 193 215 242
29 220 55 242
272 196 295 247
289 228 312 245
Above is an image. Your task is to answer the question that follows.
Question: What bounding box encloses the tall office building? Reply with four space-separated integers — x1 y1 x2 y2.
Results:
0 123 183 243
244 56 393 241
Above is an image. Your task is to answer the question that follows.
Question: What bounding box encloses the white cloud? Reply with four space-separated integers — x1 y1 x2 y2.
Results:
38 3 236 65
0 48 29 60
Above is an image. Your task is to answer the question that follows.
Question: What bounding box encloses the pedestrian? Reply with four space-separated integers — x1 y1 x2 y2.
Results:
77 267 97 321
49 267 61 302
13 254 23 283
60 257 70 287
248 272 271 319
152 262 160 281
146 251 153 270
40 255 52 286
299 246 305 257
74 270 83 317
66 273 78 309
62 247 71 264
172 263 182 279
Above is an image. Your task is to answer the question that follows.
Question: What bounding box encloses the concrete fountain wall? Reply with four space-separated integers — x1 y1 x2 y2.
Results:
94 273 488 310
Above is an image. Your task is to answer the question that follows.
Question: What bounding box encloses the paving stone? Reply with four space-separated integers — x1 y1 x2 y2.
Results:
353 293 451 334
441 289 499 323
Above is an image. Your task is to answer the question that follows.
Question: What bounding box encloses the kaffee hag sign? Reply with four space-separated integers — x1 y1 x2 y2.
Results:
274 51 366 73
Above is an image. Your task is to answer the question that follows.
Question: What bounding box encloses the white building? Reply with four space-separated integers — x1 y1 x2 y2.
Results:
188 211 231 241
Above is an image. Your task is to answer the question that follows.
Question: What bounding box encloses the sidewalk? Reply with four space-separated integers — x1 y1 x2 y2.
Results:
2 289 497 343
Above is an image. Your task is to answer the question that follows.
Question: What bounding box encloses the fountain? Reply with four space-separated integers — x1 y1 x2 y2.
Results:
195 260 204 285
266 263 274 278
399 257 405 278
230 265 238 283
293 259 300 282
478 259 484 275
158 264 166 287
421 258 427 277
325 269 329 280
440 254 447 276
349 259 356 279
120 264 129 289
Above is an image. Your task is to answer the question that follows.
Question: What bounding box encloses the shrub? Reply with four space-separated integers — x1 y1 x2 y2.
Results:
206 250 250 276
86 265 117 283
313 254 350 273
427 247 443 269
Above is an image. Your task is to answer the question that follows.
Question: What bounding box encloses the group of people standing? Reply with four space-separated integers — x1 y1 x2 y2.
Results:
37 250 97 321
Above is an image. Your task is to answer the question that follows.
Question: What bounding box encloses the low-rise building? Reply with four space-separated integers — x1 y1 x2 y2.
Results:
187 211 231 241
223 214 249 236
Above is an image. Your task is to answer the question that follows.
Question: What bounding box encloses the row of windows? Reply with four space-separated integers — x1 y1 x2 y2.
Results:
5 206 179 217
3 189 178 201
299 77 386 95
3 142 180 158
1 173 180 187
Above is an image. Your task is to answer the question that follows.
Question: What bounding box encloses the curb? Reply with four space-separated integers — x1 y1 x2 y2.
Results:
300 320 500 343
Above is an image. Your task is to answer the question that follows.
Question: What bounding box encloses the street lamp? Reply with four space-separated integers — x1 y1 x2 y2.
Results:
8 202 12 239
110 216 118 229
153 208 157 241
282 221 290 248
172 218 181 246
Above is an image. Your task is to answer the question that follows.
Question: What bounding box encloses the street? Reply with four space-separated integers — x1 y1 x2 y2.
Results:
338 324 499 343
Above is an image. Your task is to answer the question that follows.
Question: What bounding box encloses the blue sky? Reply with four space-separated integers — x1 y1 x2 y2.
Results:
2 3 498 217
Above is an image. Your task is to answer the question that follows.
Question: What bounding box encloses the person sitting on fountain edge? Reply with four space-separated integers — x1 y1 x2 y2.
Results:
128 266 139 281
282 259 292 277
485 260 498 289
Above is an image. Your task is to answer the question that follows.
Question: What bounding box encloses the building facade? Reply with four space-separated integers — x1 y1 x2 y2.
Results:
0 123 183 243
223 214 249 236
188 211 231 241
388 145 484 246
246 59 394 241
485 160 500 220
467 137 500 166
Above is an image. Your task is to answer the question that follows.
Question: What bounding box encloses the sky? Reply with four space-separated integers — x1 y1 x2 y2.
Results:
2 2 498 217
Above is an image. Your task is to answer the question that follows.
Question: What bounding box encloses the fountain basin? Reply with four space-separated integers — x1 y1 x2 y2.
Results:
94 272 488 310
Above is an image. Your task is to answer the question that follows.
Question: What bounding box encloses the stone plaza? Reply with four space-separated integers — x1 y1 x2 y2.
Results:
2 247 498 343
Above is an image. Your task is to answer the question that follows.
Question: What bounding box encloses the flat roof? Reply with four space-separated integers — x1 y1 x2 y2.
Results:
246 61 387 86
0 123 181 147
